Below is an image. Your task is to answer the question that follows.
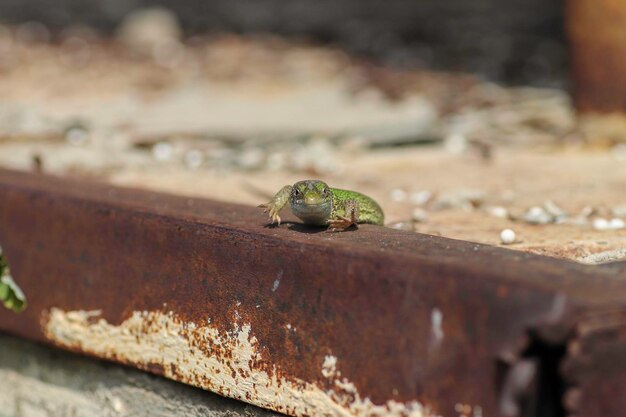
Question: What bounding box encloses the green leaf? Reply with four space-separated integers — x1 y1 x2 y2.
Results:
0 253 27 313
0 257 6 276
0 275 27 313
0 283 8 300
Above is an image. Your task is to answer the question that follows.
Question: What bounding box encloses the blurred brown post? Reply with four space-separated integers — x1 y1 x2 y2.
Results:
566 0 626 113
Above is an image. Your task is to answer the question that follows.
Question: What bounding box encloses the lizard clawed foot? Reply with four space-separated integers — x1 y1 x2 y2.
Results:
327 216 358 232
327 199 359 232
258 203 282 225
257 184 292 226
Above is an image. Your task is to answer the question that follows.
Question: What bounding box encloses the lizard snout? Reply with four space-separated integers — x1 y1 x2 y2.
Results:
304 194 322 205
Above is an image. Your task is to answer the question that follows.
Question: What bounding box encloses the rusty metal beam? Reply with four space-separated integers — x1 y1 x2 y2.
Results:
562 310 626 416
0 168 625 417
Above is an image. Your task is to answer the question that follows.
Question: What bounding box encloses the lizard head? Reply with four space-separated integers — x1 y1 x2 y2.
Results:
289 180 333 225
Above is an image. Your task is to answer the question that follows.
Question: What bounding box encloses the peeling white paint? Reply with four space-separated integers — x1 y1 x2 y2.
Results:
321 355 338 379
430 308 444 349
44 308 432 417
272 270 283 292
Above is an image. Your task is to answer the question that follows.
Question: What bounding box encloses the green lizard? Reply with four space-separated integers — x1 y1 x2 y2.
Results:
259 180 384 231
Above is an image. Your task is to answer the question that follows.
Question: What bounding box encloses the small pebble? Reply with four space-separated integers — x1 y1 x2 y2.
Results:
411 207 429 223
432 189 485 211
593 218 609 230
444 133 468 154
237 147 265 170
592 217 626 230
409 190 432 206
152 141 173 161
544 200 566 220
111 397 125 413
184 149 203 169
487 206 509 218
390 188 408 202
500 229 516 244
65 125 90 146
609 218 625 229
524 206 552 224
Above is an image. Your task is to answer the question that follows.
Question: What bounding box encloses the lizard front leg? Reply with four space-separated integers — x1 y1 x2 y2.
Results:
328 199 359 231
258 185 293 225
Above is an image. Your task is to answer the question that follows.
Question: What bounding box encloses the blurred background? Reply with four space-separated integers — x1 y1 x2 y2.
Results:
1 0 626 262
0 0 568 86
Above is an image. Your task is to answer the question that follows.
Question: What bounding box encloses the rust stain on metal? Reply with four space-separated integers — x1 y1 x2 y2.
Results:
562 310 626 417
0 169 625 417
566 0 626 112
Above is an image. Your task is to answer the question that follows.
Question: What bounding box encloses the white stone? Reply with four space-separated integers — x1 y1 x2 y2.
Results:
390 188 408 202
500 229 516 244
487 206 509 218
152 142 173 161
409 190 432 206
524 206 552 224
184 149 203 169
444 133 468 154
593 218 610 230
609 218 625 229
411 208 429 222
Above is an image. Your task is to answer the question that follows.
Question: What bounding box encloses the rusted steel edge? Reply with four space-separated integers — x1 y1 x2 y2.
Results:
0 168 625 417
566 0 626 113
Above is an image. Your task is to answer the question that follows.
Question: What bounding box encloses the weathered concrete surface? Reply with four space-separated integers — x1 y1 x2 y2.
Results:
0 332 281 417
